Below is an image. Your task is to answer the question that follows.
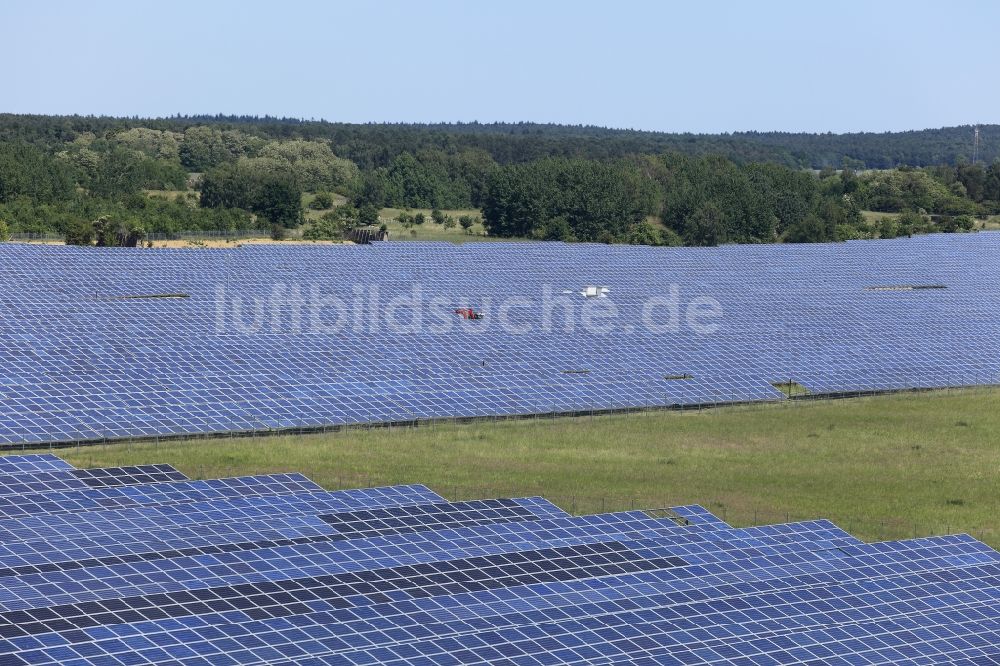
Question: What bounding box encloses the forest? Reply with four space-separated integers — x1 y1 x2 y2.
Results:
0 114 997 246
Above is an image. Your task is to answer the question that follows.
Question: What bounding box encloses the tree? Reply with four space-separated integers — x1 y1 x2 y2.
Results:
94 215 146 247
309 192 334 210
534 216 574 241
179 127 257 171
442 215 457 229
199 163 254 209
482 158 658 242
64 219 95 246
304 211 348 240
254 174 303 229
783 214 829 243
876 217 899 239
358 203 379 226
200 163 302 230
984 160 1000 202
625 221 667 246
0 142 76 204
955 215 974 231
896 209 928 236
0 218 9 241
683 203 727 246
459 215 475 233
258 139 358 191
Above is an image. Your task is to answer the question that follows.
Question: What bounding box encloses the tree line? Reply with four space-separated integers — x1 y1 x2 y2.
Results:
3 114 997 169
0 115 998 246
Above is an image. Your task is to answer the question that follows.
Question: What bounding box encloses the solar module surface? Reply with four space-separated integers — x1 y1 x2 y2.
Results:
2 234 999 446
0 455 995 665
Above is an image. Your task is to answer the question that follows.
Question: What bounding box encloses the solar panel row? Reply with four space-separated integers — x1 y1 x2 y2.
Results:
2 234 999 446
0 465 187 497
0 454 994 665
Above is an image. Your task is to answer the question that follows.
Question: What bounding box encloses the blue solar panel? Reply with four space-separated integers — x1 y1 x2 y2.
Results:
0 455 75 473
0 465 187 497
0 457 992 664
2 234 999 445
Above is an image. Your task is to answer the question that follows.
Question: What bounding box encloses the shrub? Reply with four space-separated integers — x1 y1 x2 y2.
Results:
358 204 379 226
626 221 664 246
65 219 95 246
309 192 335 210
303 211 348 240
431 208 446 225
442 215 457 229
876 217 899 239
94 216 146 247
0 219 9 242
459 215 475 233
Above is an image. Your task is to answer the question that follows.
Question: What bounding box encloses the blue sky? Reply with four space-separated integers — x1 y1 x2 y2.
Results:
4 0 997 133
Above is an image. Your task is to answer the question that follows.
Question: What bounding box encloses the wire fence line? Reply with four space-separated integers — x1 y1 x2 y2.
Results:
10 229 271 242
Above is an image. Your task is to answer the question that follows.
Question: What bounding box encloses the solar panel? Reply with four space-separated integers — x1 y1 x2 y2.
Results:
0 473 323 521
2 234 999 446
0 464 187 497
0 458 993 664
0 455 75 473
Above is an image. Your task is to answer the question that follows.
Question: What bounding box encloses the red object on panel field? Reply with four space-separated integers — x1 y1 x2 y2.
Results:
454 308 484 320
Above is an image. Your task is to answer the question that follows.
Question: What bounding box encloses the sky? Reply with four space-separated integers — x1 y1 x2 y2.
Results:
3 0 998 134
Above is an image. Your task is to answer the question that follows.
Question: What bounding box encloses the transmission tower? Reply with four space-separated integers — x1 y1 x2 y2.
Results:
972 125 980 165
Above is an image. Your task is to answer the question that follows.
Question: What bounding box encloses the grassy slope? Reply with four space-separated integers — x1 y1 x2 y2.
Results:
48 388 1000 545
377 208 491 242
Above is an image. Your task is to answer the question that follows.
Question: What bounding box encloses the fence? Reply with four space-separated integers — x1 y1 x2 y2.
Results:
10 229 271 242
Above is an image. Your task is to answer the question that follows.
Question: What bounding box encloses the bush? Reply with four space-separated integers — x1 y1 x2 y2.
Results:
0 219 9 242
625 221 667 246
358 204 379 226
309 192 335 210
876 216 899 239
896 209 931 236
659 227 683 247
303 211 348 241
459 215 475 233
835 224 868 241
534 216 575 242
957 215 975 230
431 208 446 225
270 224 287 241
442 215 457 230
65 219 95 246
93 216 146 247
413 212 425 225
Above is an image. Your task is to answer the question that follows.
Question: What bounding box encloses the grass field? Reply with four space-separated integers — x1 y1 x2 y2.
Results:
861 210 900 224
377 208 493 242
41 387 1000 546
300 200 495 242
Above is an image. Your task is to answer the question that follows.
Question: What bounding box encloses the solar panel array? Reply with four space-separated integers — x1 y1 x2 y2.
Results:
2 234 1000 445
0 453 994 665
